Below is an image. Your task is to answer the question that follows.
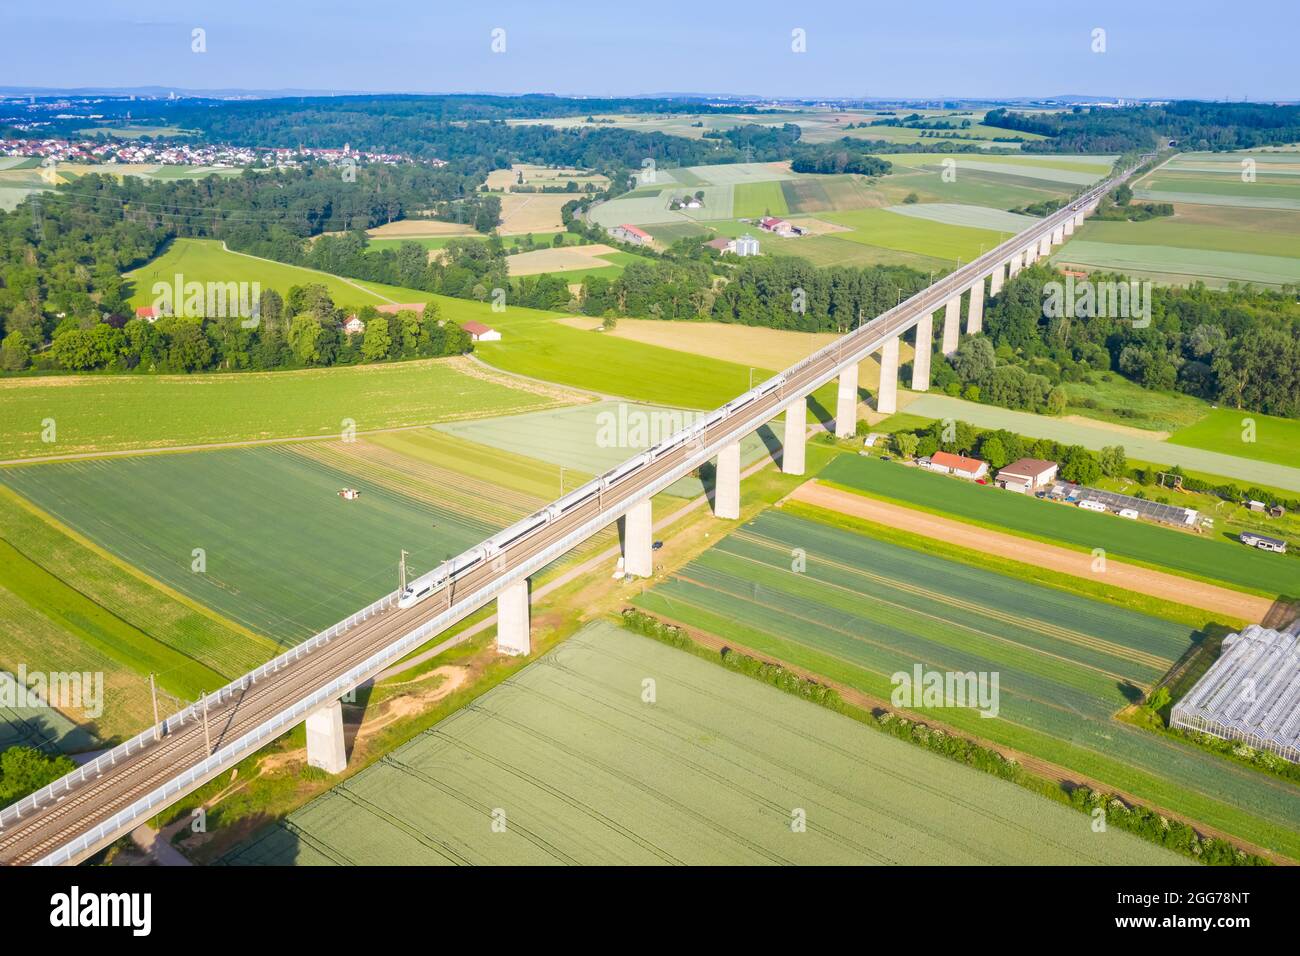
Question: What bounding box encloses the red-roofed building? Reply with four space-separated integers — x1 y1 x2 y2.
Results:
610 224 652 246
926 450 989 480
342 314 366 335
134 306 160 322
759 216 800 237
462 321 501 342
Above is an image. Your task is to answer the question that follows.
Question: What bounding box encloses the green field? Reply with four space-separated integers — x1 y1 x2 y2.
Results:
634 510 1300 858
887 202 1039 232
125 238 386 309
0 356 553 461
1075 217 1300 260
772 234 951 271
818 454 1298 597
881 166 1075 211
733 180 789 218
222 621 1181 865
821 207 1009 263
435 400 778 499
779 174 882 214
885 153 1116 177
0 486 253 737
1054 240 1300 287
0 446 508 642
1168 407 1300 468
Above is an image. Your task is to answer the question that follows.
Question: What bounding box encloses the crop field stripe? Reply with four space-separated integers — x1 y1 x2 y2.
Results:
673 557 1154 705
226 624 1182 864
286 441 540 526
731 510 1191 666
495 655 1101 864
724 527 1172 672
635 511 1300 856
637 569 1300 856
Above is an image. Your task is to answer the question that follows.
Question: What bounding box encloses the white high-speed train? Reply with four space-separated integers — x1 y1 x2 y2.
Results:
395 372 788 610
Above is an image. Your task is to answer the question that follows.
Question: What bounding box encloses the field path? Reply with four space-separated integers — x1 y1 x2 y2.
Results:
789 481 1272 622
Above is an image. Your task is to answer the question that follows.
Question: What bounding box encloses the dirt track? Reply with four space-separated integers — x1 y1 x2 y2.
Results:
789 481 1272 623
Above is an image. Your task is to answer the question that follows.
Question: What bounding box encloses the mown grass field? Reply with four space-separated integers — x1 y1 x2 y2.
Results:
0 486 255 741
818 455 1298 598
0 446 506 641
435 400 778 499
0 357 551 461
125 238 387 309
1168 407 1300 467
821 207 1008 263
1054 240 1300 287
733 180 789 218
633 510 1300 859
222 621 1181 865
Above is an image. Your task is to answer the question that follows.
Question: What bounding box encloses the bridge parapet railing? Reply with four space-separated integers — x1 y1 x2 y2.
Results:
0 588 399 832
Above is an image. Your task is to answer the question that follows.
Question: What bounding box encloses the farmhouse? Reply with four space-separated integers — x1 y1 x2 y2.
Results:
134 305 161 322
1170 621 1300 764
705 237 732 253
995 458 1058 493
342 314 366 336
926 450 988 480
610 224 652 246
462 321 501 343
759 216 802 238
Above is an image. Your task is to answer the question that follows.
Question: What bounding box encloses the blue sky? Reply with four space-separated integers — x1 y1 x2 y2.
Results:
2 1 1295 101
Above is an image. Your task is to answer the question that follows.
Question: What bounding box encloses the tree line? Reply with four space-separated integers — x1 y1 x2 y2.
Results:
985 102 1300 153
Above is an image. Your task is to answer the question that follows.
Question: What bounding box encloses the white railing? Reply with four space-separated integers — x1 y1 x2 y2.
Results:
0 590 398 833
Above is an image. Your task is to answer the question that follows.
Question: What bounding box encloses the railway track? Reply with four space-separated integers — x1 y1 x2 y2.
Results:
0 172 1130 865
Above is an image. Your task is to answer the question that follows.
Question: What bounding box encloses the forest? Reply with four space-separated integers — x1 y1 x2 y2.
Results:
985 101 1300 153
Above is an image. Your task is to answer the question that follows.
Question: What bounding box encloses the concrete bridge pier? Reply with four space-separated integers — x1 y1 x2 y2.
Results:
781 397 806 475
305 700 347 774
877 336 899 415
966 276 984 334
834 363 859 438
1038 233 1052 258
714 440 741 519
911 314 932 392
1008 251 1023 277
1074 211 1086 228
1051 225 1064 245
989 261 1005 296
941 297 961 355
496 577 531 656
620 499 653 577
1063 218 1075 237
1023 243 1036 265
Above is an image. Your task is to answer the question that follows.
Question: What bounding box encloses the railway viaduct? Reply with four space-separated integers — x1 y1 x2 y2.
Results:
0 168 1135 866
